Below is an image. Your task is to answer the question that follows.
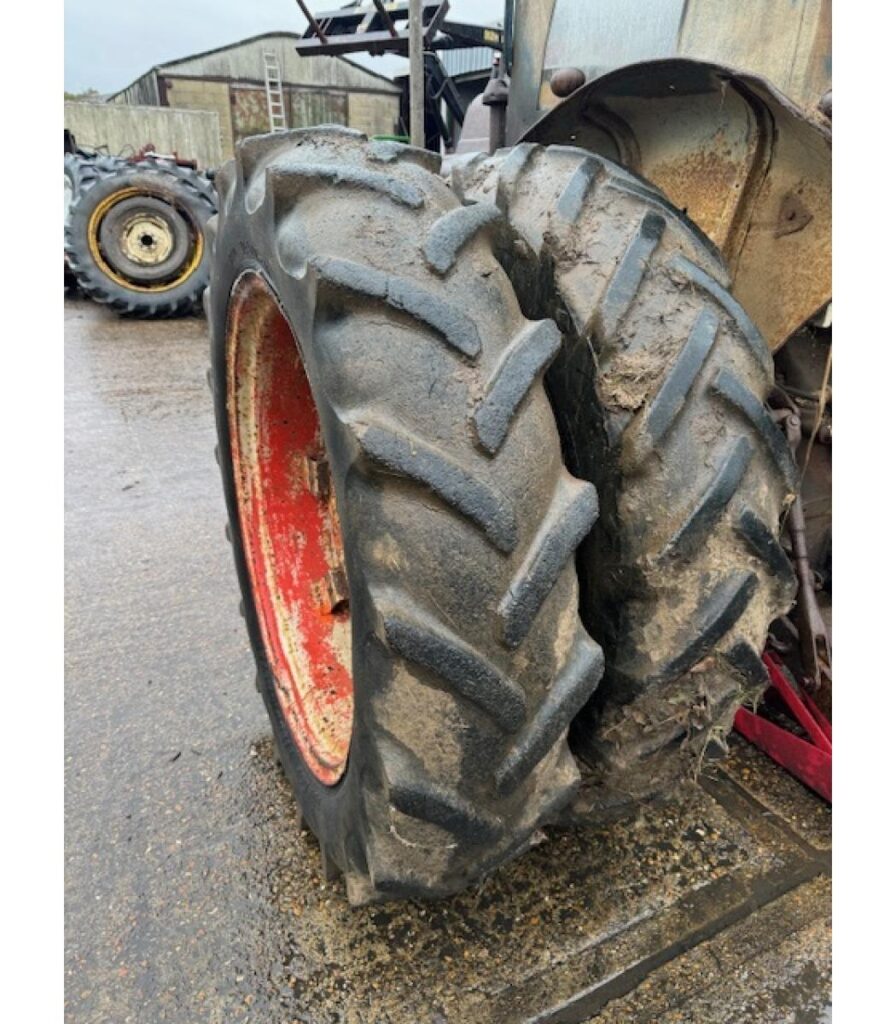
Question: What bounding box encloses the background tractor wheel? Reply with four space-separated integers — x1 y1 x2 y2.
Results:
454 144 797 819
65 162 215 317
208 127 604 903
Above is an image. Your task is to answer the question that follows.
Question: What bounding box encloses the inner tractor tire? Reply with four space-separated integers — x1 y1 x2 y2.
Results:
207 128 605 904
453 144 797 819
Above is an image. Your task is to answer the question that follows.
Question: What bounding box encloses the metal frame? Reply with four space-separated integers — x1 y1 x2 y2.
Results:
292 1 503 57
734 652 831 803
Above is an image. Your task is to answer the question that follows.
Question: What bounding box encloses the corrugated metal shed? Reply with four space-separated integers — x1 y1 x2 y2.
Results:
108 32 401 161
439 46 497 78
169 34 396 91
109 32 399 101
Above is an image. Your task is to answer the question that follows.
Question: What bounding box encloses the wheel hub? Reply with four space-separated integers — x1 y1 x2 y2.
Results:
86 185 204 293
120 214 174 265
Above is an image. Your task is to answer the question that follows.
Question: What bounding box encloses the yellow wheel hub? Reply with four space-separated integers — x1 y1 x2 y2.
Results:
120 214 174 265
87 186 204 293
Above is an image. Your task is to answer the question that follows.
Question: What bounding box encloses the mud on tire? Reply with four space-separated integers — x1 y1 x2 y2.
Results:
454 144 797 819
208 128 604 903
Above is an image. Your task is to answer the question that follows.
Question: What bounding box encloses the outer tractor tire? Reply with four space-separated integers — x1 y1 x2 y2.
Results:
453 144 797 818
208 127 604 903
64 162 215 317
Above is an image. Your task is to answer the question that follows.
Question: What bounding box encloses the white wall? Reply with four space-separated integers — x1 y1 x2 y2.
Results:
64 101 223 168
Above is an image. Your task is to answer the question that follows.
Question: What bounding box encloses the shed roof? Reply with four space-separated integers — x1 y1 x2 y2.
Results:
109 31 400 101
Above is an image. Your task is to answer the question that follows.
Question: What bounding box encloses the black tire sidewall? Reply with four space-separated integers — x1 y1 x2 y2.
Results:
209 237 381 880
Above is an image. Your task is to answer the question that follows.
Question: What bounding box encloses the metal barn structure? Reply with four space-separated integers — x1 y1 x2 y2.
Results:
108 32 402 161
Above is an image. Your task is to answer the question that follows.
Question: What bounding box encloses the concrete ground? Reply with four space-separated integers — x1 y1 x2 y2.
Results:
64 296 831 1024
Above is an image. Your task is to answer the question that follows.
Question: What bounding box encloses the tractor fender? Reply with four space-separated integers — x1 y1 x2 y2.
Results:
520 59 831 350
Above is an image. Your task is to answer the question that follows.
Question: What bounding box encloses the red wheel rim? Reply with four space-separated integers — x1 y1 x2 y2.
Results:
226 271 353 784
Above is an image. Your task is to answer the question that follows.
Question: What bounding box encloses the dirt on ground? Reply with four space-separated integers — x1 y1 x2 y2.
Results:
64 296 830 1023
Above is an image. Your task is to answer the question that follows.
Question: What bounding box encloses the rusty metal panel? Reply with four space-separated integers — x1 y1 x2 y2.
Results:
229 85 274 144
522 62 831 350
230 83 348 141
679 0 831 112
287 88 348 130
594 85 760 250
731 110 832 350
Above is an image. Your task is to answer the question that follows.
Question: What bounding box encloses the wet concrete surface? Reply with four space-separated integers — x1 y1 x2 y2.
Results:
65 296 831 1023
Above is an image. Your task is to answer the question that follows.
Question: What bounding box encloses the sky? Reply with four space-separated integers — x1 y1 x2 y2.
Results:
65 0 504 94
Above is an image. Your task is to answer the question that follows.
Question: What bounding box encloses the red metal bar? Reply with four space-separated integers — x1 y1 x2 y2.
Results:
733 652 832 803
764 652 831 753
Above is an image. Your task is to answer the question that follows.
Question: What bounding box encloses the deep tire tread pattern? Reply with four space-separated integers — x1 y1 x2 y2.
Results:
349 416 519 552
599 211 666 337
659 437 754 562
380 731 504 842
712 368 800 490
379 600 527 732
454 142 796 817
424 203 502 275
473 319 562 455
622 306 720 469
734 508 798 589
671 255 771 373
554 155 606 222
722 639 771 690
498 477 599 648
616 570 760 692
495 628 604 795
270 162 426 209
313 256 481 358
211 129 603 902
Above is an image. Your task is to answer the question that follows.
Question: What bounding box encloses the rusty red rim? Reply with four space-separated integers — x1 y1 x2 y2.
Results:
226 270 353 785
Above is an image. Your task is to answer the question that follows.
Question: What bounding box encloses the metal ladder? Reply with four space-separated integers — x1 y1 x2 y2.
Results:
262 50 288 133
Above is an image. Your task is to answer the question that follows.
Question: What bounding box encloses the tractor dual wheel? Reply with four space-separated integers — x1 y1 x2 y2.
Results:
65 162 215 317
453 144 797 819
208 128 605 903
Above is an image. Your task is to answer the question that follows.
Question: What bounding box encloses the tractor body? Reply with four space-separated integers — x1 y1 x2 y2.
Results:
500 0 832 352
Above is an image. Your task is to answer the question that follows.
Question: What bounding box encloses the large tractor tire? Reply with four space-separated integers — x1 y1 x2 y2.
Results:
453 144 797 818
65 162 215 317
207 128 604 903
